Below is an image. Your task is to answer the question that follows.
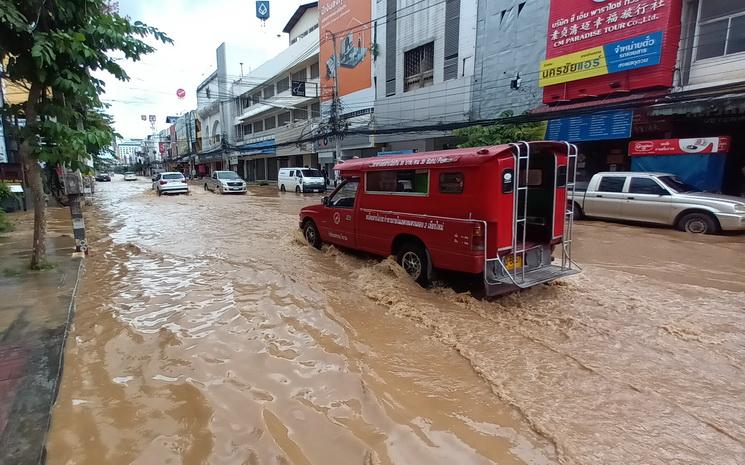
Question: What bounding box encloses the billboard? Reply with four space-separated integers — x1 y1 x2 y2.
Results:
319 0 372 101
542 0 681 103
629 137 731 156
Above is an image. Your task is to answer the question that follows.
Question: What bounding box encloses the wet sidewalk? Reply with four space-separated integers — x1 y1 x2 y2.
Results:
0 208 82 465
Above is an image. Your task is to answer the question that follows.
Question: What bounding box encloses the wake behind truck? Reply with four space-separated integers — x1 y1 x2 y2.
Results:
299 141 581 296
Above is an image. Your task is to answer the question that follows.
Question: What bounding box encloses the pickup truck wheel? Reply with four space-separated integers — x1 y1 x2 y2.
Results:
280 185 286 192
295 186 301 194
303 220 322 249
397 242 430 287
678 212 718 234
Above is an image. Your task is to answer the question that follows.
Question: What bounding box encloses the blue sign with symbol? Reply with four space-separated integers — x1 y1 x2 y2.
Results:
545 110 633 142
256 1 270 20
603 31 663 74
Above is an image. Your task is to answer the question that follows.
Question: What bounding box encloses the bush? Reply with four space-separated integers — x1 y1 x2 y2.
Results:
0 210 12 233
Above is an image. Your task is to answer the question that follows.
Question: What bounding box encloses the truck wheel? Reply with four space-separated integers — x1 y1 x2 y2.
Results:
397 242 430 287
303 220 322 249
678 212 718 234
280 185 286 192
295 185 301 194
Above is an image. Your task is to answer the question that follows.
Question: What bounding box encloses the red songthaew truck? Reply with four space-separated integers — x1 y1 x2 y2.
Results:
299 141 580 295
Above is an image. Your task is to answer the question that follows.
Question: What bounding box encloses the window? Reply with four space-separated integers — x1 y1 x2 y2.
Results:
329 181 359 208
205 88 211 99
310 62 320 79
597 176 626 192
278 112 291 126
292 69 306 82
294 108 308 121
253 120 264 132
366 170 429 194
659 176 700 193
695 0 745 60
252 93 261 104
404 42 435 92
556 166 567 187
242 122 252 135
264 116 276 130
301 169 322 177
288 170 295 177
439 172 464 193
263 86 275 99
629 177 667 195
276 77 290 94
311 102 321 118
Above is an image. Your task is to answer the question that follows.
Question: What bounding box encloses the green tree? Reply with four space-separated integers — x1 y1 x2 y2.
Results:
454 111 547 148
0 0 170 268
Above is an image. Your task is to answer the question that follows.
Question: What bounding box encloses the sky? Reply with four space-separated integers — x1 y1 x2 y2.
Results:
105 0 309 139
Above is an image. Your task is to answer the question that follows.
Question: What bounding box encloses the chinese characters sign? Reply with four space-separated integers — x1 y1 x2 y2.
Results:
542 0 681 102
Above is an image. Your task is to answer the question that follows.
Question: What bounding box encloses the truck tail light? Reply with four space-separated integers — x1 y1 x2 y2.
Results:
472 223 485 251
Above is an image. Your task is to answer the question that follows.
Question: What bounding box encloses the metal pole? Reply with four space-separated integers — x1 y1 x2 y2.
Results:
331 31 342 186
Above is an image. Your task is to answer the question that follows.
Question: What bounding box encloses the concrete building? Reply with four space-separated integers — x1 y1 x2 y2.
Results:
471 0 549 120
231 2 320 182
371 0 479 154
116 139 142 165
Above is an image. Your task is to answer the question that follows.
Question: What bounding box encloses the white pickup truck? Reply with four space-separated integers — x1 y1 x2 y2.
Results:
570 172 745 234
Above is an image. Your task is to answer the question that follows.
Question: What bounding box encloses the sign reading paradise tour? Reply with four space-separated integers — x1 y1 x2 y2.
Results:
542 0 681 103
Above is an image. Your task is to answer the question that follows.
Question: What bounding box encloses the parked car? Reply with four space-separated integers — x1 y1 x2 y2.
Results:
95 173 111 182
299 142 580 296
278 167 326 193
570 172 745 234
153 172 189 196
204 170 247 194
124 172 137 181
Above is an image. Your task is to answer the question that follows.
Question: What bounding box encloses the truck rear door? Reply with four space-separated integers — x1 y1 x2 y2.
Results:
583 175 627 219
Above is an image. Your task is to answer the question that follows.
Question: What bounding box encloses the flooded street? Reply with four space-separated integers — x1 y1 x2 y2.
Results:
46 178 745 465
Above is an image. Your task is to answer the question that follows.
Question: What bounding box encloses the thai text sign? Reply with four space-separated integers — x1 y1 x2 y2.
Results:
629 137 731 156
540 31 663 87
542 0 680 102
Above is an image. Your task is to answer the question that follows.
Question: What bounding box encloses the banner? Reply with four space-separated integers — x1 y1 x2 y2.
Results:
540 32 663 87
629 137 731 156
542 0 681 102
319 0 372 101
545 110 633 142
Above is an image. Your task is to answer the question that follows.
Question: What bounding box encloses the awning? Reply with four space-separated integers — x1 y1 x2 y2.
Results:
647 92 745 117
530 91 668 117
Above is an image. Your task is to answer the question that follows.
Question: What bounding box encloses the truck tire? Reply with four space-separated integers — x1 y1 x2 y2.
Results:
303 220 322 249
571 201 584 220
280 184 286 192
677 212 718 234
295 185 301 194
397 242 430 287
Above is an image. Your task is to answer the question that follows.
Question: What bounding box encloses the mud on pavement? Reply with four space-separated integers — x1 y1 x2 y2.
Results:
45 180 745 465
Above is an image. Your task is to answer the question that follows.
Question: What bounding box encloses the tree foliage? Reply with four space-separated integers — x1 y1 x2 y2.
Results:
454 111 547 148
0 0 171 267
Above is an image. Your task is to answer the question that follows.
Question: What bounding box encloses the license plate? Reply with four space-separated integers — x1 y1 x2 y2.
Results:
504 254 523 271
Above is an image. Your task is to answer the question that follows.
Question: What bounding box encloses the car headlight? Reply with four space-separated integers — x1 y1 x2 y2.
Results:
734 204 745 213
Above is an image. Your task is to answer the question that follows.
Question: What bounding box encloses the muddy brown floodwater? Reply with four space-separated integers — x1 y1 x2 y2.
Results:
46 178 745 465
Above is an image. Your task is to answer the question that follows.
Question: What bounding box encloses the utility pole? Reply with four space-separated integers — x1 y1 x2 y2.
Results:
331 31 343 186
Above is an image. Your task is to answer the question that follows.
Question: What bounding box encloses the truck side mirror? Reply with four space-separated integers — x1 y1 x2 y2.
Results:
321 196 329 206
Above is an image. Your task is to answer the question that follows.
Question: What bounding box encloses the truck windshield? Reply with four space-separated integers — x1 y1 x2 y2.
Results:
217 172 240 180
658 176 699 193
301 169 322 177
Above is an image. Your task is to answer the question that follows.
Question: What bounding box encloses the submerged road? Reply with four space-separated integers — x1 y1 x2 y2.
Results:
45 177 745 465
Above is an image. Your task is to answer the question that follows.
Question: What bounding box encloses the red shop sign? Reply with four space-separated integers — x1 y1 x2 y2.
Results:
629 137 731 156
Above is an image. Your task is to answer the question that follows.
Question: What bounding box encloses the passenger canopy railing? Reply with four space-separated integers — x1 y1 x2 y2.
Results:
483 141 581 292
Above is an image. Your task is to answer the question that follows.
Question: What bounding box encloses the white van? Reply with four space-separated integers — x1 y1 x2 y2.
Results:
278 167 327 193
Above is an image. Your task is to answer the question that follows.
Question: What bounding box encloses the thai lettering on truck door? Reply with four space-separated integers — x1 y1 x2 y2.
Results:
323 180 359 247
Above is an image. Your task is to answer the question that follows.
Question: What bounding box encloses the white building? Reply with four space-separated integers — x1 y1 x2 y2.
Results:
116 139 142 165
230 2 321 182
371 0 479 153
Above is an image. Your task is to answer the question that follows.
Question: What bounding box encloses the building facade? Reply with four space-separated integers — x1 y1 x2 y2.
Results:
116 139 142 165
231 2 321 182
